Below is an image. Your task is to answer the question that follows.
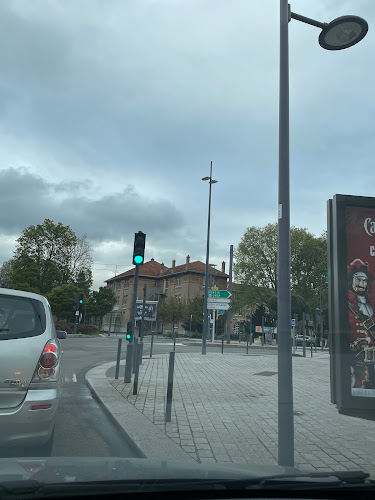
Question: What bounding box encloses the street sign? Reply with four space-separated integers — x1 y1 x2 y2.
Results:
291 319 295 327
255 326 262 333
207 301 230 310
206 297 230 303
208 290 232 299
211 286 218 290
136 300 158 321
263 326 270 333
218 310 224 314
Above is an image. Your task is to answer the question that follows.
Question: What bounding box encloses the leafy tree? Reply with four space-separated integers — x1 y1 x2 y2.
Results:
158 297 186 333
87 287 115 328
182 296 204 333
268 293 309 319
9 219 92 294
234 223 327 312
0 259 15 288
47 284 81 321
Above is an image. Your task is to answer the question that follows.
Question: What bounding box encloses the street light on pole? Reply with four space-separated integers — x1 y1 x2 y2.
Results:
277 1 368 468
202 161 218 355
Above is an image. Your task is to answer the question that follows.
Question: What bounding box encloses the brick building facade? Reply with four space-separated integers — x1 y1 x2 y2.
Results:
104 256 228 333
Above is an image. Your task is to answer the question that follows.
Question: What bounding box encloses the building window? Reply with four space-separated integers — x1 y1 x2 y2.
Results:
175 294 182 300
124 278 129 288
176 277 182 288
122 295 128 306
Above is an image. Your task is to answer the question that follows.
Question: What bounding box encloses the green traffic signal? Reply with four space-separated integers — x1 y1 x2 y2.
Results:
134 255 143 265
126 333 132 340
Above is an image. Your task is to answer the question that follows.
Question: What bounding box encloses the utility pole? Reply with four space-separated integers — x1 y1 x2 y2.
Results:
226 245 233 344
108 265 118 336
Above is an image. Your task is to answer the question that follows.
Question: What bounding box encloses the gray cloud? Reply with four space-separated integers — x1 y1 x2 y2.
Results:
0 168 184 241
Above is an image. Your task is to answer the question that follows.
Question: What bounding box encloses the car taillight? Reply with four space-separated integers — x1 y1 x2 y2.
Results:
33 340 60 382
40 351 57 369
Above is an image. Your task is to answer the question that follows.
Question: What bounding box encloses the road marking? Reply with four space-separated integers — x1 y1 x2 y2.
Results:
72 373 77 382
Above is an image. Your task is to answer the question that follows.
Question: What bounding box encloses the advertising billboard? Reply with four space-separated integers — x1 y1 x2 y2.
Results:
328 195 375 415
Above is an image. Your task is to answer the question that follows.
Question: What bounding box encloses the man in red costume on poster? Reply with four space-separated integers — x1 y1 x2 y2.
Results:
347 259 375 390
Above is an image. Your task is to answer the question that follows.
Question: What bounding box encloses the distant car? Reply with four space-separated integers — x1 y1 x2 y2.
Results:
56 330 67 339
294 335 315 347
0 288 63 454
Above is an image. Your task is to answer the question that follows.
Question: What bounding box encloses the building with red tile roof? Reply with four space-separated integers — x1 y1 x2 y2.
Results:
104 256 228 333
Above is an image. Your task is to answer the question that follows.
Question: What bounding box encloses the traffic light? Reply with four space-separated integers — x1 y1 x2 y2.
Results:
78 293 83 304
126 322 133 341
133 231 146 265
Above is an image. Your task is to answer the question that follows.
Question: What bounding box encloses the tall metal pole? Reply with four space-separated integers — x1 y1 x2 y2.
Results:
108 265 117 336
320 286 324 350
140 284 146 341
131 265 140 339
202 161 213 355
278 0 294 467
226 244 233 344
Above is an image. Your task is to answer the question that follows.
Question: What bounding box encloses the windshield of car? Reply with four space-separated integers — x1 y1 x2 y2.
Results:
0 294 46 340
0 0 374 493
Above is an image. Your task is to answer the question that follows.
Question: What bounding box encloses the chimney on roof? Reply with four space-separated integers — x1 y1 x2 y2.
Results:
222 261 225 273
151 258 154 264
160 263 165 275
186 255 190 270
172 259 176 271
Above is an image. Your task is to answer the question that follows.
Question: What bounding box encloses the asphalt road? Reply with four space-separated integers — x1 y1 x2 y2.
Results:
0 336 277 459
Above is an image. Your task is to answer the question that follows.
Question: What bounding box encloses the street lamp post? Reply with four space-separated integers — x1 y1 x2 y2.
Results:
278 0 368 467
202 161 218 355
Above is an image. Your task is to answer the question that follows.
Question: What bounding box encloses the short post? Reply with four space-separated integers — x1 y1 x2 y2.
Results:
246 335 249 354
133 342 141 395
124 342 134 383
173 331 176 352
139 341 144 365
115 338 122 379
221 334 224 354
132 337 138 374
302 313 306 358
165 351 175 422
150 330 154 358
310 340 313 358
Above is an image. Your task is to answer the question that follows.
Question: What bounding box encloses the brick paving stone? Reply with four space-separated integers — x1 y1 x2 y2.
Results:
109 352 375 476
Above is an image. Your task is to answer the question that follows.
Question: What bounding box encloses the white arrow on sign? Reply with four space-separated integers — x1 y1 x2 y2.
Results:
207 301 230 310
206 297 231 303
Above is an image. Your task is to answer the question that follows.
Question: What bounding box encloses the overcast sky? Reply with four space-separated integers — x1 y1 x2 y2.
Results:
0 0 373 289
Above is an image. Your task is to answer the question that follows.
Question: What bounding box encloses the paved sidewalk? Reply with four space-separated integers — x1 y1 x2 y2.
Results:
89 351 375 476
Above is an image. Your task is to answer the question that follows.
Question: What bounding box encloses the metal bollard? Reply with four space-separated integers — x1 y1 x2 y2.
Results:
246 337 249 354
221 335 224 354
150 331 154 358
132 338 138 374
139 341 144 366
165 351 175 422
115 338 122 379
124 342 134 383
173 332 176 352
133 342 141 395
311 341 313 358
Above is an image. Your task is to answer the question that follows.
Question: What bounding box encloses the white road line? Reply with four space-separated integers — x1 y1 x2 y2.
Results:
72 373 77 382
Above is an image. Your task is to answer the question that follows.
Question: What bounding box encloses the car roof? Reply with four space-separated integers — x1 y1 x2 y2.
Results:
0 287 48 306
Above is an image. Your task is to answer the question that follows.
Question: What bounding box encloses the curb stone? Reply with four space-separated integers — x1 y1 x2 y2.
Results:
85 361 195 463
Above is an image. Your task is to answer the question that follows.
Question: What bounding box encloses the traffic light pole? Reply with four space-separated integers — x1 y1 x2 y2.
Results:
226 245 233 344
131 264 139 340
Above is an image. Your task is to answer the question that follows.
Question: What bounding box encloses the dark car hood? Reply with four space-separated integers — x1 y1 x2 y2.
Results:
0 456 298 484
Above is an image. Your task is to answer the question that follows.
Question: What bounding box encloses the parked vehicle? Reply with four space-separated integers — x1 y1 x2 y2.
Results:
294 335 316 347
0 288 63 454
56 330 67 339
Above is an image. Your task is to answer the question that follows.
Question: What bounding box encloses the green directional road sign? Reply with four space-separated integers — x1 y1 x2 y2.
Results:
208 290 232 299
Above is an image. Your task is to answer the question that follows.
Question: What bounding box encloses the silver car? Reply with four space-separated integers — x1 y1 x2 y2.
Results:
0 288 63 454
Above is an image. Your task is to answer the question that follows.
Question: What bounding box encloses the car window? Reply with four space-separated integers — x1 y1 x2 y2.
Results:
0 294 46 340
